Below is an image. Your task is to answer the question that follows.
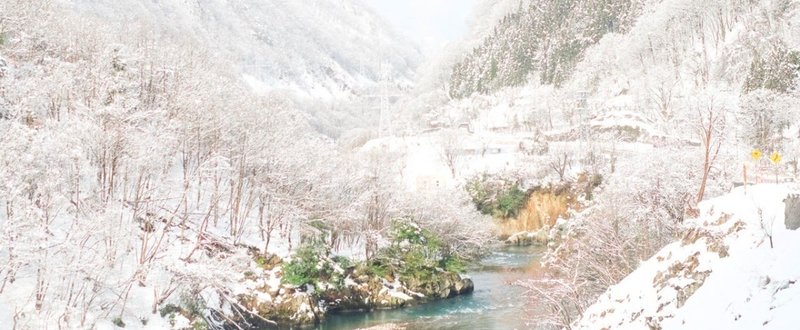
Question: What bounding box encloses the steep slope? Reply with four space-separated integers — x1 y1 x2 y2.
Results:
419 0 800 152
448 0 647 98
575 184 800 329
66 0 420 96
63 0 422 136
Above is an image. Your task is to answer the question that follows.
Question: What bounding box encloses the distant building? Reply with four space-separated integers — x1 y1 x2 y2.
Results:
415 175 447 192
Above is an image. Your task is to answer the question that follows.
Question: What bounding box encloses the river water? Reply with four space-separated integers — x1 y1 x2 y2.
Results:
317 245 545 330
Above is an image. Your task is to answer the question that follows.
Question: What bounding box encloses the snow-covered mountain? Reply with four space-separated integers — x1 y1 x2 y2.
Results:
65 0 421 97
61 0 422 137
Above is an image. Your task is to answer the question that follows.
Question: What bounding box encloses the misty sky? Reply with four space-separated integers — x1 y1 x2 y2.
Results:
361 0 478 53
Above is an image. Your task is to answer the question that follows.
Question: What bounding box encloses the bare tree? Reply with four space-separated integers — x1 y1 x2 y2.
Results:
361 152 398 260
549 152 572 182
757 207 775 249
694 96 726 202
648 68 679 123
438 129 462 177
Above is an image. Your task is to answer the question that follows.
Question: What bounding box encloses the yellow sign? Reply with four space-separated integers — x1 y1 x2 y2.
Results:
770 151 782 165
751 149 763 161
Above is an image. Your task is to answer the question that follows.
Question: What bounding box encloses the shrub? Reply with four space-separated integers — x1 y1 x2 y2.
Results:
192 319 208 330
392 221 430 245
112 317 125 328
440 255 466 273
182 294 206 317
282 241 349 290
353 258 392 280
158 304 181 318
466 174 530 219
282 241 330 287
254 255 268 268
381 220 468 283
466 174 494 215
496 184 527 218
580 173 604 201
157 296 207 328
332 255 352 269
398 249 436 281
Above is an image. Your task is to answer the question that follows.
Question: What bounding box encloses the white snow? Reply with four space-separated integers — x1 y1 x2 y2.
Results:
576 184 800 329
387 290 414 301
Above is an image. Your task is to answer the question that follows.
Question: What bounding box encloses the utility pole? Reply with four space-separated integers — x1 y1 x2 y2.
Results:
576 91 589 149
378 57 391 137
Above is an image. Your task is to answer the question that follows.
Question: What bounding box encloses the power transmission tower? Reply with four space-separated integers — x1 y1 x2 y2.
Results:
378 58 394 137
373 27 400 138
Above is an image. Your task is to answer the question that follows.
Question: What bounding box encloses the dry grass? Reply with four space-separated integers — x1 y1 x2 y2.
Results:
496 188 578 237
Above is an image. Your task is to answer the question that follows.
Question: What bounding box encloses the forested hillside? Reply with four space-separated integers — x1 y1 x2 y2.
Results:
448 0 647 98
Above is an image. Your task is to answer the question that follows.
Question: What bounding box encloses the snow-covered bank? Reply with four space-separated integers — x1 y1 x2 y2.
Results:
576 184 800 329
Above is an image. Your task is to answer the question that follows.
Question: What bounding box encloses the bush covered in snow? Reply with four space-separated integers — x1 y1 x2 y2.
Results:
344 220 469 283
282 241 348 290
466 173 529 219
386 220 466 277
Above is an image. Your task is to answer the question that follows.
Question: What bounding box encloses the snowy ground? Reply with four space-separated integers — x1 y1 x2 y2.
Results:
576 184 800 329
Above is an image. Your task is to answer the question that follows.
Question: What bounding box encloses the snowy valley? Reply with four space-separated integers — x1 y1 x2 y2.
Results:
2 0 800 329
